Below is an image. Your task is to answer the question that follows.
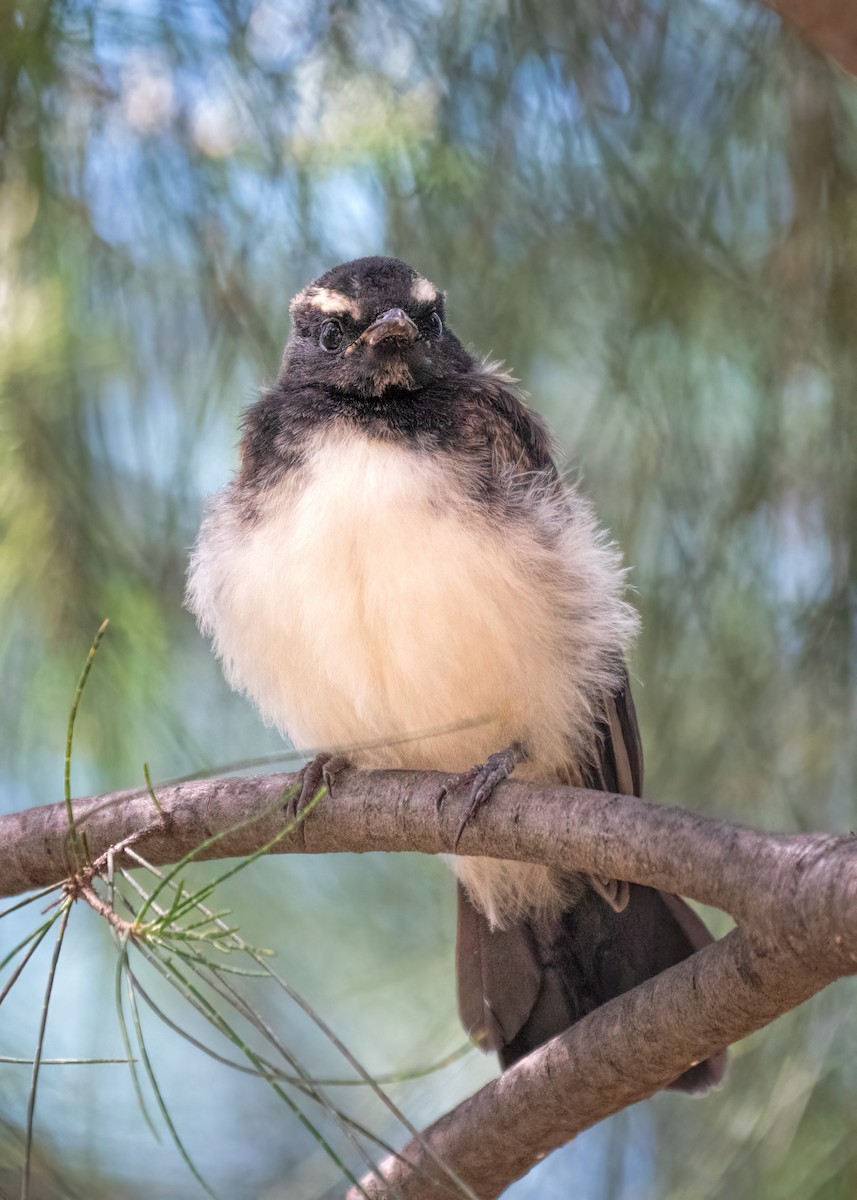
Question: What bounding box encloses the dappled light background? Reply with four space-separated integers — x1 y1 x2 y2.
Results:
2 1 857 1197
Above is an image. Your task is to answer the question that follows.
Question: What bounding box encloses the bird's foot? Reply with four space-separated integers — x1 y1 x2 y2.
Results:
286 752 350 824
452 741 527 851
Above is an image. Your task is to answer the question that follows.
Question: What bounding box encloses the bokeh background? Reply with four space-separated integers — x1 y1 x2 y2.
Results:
2 1 857 1197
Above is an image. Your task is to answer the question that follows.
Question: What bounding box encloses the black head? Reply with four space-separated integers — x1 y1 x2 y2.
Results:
282 256 473 398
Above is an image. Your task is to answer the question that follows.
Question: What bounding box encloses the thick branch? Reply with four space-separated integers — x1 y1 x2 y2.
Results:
2 769 855 967
348 927 834 1198
1 770 855 1199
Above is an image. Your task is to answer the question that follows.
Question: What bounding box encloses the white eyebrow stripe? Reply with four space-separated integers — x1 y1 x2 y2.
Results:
410 275 438 304
290 286 361 318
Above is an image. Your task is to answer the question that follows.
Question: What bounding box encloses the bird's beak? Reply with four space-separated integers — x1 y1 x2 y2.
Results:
362 308 418 347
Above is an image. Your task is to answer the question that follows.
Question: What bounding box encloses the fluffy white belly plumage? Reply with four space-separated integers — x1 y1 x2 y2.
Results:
188 428 637 923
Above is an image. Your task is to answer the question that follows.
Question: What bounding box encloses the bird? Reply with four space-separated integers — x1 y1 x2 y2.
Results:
186 254 725 1090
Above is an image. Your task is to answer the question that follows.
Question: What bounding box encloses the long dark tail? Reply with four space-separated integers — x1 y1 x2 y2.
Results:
456 881 726 1091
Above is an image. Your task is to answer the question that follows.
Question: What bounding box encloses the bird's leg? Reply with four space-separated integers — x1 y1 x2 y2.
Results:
286 752 350 823
452 741 527 851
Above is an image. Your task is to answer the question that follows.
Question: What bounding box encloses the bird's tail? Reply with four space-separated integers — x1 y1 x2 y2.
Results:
456 880 726 1091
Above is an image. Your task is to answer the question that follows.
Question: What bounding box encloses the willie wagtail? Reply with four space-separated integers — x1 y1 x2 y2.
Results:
187 255 725 1088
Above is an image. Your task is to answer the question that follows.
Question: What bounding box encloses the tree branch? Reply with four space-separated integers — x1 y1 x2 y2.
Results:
766 0 857 76
348 928 835 1198
1 769 855 1198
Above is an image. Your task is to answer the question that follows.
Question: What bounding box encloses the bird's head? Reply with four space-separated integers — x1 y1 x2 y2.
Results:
282 256 472 398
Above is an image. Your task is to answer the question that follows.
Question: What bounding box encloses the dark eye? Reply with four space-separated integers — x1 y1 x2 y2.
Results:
319 319 343 351
429 310 443 338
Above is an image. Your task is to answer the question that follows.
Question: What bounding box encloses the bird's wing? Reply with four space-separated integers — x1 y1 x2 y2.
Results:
588 666 644 796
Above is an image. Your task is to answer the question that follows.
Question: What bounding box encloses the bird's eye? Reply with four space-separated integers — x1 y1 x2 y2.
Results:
429 310 443 338
319 320 343 352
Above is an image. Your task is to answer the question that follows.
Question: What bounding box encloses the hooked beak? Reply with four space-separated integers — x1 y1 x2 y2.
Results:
362 308 418 347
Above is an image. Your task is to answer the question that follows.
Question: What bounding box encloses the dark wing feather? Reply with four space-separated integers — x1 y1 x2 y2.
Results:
455 671 726 1091
455 882 542 1052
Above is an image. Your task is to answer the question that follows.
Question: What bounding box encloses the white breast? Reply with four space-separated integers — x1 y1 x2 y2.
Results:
187 426 638 923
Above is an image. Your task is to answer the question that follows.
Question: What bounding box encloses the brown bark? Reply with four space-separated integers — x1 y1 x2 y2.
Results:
768 0 857 76
1 770 856 1198
350 930 834 1198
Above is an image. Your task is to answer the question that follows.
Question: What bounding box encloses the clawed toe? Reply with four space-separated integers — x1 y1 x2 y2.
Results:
287 752 350 823
452 742 526 851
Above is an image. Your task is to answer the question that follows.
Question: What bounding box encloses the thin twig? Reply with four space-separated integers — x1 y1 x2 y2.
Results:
62 620 109 864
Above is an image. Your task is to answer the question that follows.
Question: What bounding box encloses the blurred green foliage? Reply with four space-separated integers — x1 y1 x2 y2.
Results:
1 0 856 1197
